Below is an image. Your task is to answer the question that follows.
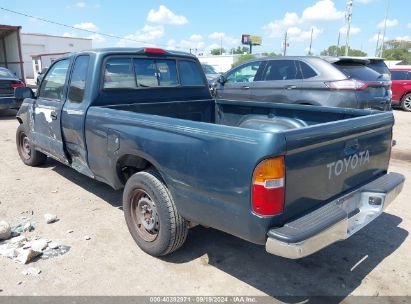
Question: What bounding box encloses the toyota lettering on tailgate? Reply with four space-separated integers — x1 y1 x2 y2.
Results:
327 150 370 180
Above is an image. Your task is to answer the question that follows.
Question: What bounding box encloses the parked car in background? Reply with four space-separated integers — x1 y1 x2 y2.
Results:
0 67 25 111
201 63 220 83
215 56 391 111
390 68 411 111
36 67 48 87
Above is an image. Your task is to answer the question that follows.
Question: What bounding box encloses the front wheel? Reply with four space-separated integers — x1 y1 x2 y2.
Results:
16 124 47 166
401 93 411 112
123 169 188 256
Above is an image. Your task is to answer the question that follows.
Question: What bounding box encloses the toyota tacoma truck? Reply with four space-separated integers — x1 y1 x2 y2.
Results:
14 48 404 259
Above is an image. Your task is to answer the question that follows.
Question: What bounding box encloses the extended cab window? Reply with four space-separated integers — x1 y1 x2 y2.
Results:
263 60 301 81
68 55 89 103
299 61 318 79
226 61 262 83
134 59 178 87
104 58 136 89
38 59 69 100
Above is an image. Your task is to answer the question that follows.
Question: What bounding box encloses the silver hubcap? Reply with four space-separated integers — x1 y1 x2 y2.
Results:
404 96 411 110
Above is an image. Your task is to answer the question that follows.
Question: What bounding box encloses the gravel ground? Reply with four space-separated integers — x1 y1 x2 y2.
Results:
0 108 410 299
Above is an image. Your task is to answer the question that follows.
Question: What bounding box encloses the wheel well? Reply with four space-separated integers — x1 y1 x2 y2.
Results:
16 117 23 124
400 91 411 102
116 154 155 185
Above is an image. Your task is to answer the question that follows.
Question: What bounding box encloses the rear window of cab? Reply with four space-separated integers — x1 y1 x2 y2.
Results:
103 57 205 89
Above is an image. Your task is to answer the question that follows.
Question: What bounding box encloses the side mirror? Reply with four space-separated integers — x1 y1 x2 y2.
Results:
14 87 35 101
217 74 226 85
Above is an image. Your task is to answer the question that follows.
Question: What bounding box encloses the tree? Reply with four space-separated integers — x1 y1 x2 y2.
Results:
230 46 250 54
382 40 411 64
320 45 367 57
261 51 280 57
210 48 225 55
232 54 256 67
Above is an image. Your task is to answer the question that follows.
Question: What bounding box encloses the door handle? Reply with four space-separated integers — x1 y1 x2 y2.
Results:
284 85 297 90
241 86 250 90
50 111 58 120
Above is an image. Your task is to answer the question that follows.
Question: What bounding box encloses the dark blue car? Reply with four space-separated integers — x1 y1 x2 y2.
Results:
0 67 25 111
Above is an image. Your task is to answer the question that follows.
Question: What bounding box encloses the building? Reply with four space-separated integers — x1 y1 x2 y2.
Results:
197 54 240 73
21 33 92 80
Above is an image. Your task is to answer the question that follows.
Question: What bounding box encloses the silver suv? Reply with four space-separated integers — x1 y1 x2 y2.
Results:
214 56 391 111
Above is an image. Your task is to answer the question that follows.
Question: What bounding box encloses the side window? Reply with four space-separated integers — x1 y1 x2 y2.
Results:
38 59 69 100
103 57 136 89
391 70 409 80
68 55 89 103
226 61 262 83
299 61 318 79
178 60 204 86
263 60 301 81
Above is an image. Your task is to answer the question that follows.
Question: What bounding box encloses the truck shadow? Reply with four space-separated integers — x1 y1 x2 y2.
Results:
47 159 407 301
164 213 407 301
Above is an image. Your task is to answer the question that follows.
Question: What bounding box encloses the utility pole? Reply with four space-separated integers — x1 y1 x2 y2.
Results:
308 27 314 55
283 31 288 56
375 30 381 57
336 31 341 56
379 0 390 57
344 0 353 56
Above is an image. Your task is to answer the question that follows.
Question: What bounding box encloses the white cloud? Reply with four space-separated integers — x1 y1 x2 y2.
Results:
62 32 77 38
147 5 188 25
378 18 399 29
189 34 203 42
117 25 165 47
87 33 105 43
407 23 411 29
395 35 411 41
208 32 238 48
73 22 98 31
209 32 225 40
166 39 177 50
356 0 373 4
287 26 323 41
339 26 361 35
76 2 86 8
302 0 344 22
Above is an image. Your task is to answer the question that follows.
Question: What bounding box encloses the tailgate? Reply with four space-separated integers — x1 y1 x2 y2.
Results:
283 112 393 219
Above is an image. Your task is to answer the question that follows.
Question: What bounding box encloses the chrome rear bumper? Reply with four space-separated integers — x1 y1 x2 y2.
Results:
266 172 405 259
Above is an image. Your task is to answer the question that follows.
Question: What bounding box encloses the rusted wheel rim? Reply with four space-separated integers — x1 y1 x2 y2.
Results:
130 189 159 242
19 132 31 160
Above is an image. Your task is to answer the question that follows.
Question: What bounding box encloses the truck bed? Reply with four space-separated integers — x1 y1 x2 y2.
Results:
86 100 393 244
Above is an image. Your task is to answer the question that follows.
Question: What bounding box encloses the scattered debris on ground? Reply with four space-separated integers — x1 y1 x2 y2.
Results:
0 217 70 265
0 221 11 240
84 235 91 240
67 230 73 234
44 214 58 224
21 267 41 276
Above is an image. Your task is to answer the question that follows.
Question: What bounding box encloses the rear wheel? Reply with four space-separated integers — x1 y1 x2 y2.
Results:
16 124 47 166
123 169 188 256
401 93 411 112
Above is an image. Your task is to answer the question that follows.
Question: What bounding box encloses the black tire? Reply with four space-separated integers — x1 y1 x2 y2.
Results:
16 124 47 166
123 169 188 256
401 93 411 112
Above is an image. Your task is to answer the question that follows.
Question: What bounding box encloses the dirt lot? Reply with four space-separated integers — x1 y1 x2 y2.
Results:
0 109 410 299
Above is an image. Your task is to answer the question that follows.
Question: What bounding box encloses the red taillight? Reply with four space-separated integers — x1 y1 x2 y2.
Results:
325 79 367 90
252 156 285 216
11 82 25 88
144 48 165 55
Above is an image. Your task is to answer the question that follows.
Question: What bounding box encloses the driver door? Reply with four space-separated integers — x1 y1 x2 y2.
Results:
32 58 70 164
216 60 264 101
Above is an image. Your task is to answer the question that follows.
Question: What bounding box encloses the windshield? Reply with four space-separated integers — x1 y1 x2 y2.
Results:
0 69 16 78
202 64 217 74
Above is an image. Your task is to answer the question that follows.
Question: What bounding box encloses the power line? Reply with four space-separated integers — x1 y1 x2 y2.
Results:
0 6 191 51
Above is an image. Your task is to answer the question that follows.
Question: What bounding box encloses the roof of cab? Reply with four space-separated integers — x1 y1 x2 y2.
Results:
69 47 195 58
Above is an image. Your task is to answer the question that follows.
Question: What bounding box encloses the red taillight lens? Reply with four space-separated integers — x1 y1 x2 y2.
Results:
252 156 285 216
144 48 165 55
325 79 367 90
11 82 25 88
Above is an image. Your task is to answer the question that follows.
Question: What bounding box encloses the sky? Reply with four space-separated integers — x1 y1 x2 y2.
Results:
1 0 410 56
